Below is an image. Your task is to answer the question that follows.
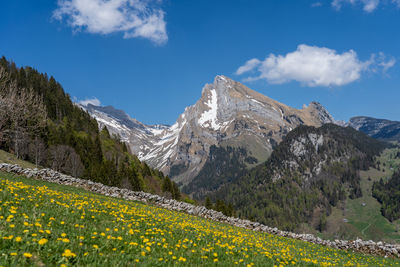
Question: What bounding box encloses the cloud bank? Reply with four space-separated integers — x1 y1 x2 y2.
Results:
53 0 168 44
236 44 395 87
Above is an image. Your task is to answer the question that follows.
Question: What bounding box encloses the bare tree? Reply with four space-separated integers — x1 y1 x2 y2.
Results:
0 67 13 142
49 145 84 177
49 145 71 172
0 66 47 159
65 151 84 177
29 139 47 167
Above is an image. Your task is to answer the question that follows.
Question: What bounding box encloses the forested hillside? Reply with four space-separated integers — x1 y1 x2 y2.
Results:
182 145 254 199
0 57 180 198
211 124 387 231
373 170 400 222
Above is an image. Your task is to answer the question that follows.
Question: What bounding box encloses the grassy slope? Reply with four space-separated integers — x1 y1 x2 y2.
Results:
1 173 399 266
219 134 272 169
0 150 37 169
322 147 400 243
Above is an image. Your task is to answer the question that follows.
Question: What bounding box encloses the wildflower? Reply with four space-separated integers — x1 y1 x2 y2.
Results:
23 253 32 258
38 238 48 245
62 249 76 257
15 236 22 242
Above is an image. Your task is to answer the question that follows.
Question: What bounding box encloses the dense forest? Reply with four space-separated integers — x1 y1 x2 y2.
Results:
210 124 386 231
183 145 256 199
0 57 181 199
372 170 400 222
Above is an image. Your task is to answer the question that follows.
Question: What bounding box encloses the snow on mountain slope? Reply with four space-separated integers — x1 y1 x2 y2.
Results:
81 75 337 185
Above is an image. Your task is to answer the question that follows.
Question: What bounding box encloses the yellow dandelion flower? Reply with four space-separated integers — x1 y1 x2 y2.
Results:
38 238 48 245
23 253 32 258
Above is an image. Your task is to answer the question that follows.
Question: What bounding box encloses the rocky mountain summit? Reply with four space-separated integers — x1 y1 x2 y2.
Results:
81 75 337 185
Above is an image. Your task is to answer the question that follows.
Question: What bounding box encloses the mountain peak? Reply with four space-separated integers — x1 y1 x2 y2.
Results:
304 101 336 124
84 75 337 185
214 75 231 83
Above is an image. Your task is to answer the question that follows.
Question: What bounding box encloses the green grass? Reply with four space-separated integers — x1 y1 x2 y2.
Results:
0 172 399 266
322 148 400 243
0 150 37 169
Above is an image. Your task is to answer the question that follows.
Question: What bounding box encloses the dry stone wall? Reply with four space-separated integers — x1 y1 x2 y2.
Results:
0 163 399 258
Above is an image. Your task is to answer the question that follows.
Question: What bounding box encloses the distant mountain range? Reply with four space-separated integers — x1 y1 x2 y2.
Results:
348 116 400 142
80 75 338 186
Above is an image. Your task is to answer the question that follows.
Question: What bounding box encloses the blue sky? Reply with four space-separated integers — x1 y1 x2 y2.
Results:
1 0 400 125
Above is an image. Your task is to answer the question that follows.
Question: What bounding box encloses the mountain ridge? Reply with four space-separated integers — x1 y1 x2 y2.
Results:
81 75 338 185
348 116 400 142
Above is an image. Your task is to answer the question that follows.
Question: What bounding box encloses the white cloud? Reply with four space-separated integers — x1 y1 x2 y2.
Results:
235 58 261 75
331 0 400 12
236 44 395 87
53 0 168 45
311 2 323 7
78 97 101 106
375 52 396 72
380 58 396 72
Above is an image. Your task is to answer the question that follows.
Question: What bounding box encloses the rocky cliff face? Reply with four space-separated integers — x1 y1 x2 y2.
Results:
81 75 337 185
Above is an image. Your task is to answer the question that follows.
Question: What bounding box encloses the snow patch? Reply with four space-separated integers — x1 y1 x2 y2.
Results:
218 75 226 82
149 127 165 136
198 89 220 130
251 99 264 105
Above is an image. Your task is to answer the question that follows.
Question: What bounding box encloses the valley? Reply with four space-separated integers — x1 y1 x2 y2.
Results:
316 147 400 243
